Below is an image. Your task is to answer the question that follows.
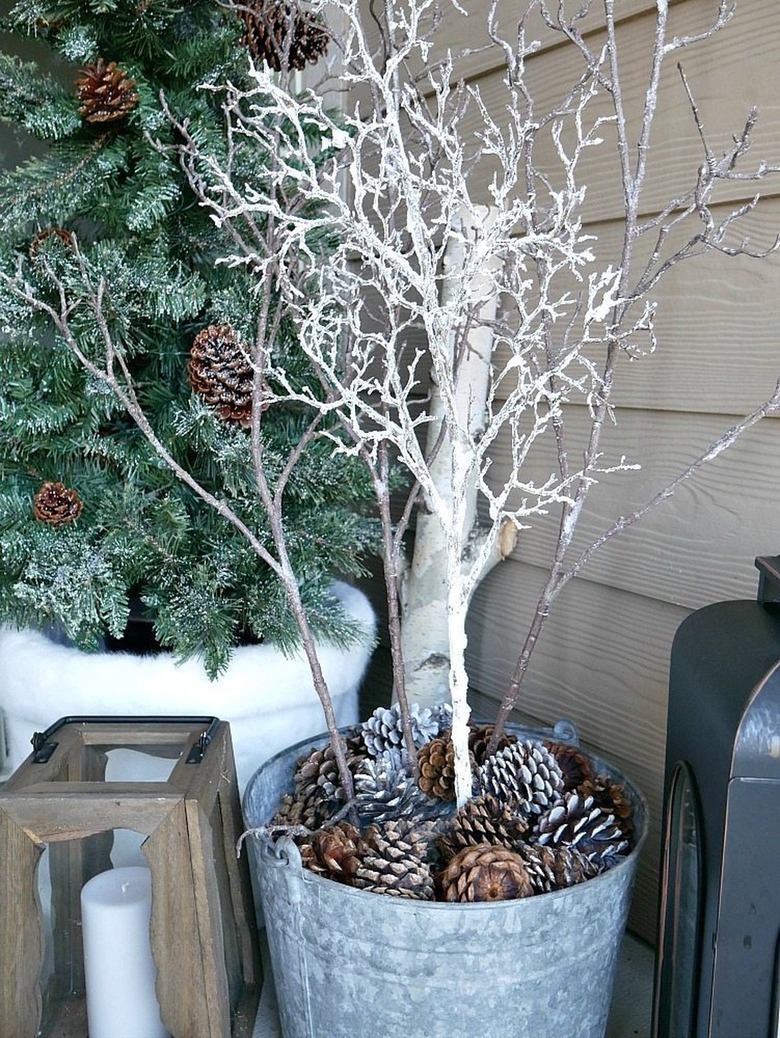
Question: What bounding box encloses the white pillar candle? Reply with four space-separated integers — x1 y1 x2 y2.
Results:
80 866 170 1038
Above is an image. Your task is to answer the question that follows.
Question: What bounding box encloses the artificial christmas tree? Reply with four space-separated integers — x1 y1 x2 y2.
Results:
0 0 377 677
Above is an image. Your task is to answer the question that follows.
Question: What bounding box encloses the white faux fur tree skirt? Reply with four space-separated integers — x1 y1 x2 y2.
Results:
0 581 375 789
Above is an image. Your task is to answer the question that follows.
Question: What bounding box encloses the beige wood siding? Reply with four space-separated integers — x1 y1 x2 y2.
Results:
360 0 780 944
460 0 780 942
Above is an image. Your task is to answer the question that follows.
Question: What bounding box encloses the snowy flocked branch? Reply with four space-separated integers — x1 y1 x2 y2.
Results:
161 0 780 802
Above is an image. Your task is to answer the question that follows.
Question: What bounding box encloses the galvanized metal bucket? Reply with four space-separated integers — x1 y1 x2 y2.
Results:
243 724 647 1038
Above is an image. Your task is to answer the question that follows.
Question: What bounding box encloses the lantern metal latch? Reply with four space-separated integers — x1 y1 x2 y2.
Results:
31 729 58 763
186 716 221 763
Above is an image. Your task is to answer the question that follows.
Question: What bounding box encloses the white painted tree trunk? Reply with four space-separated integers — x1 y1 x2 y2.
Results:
398 207 518 803
401 207 510 714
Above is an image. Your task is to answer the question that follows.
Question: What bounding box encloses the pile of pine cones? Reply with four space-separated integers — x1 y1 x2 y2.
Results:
270 705 635 903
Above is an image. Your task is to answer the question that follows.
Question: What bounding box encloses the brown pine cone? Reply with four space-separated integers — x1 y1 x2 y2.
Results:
520 843 600 894
468 723 517 766
536 790 629 867
544 741 595 790
354 818 435 900
189 324 264 425
438 794 529 862
240 0 329 72
438 842 533 903
29 227 75 261
271 741 356 830
76 59 139 124
299 822 364 885
34 15 63 34
417 732 459 802
579 774 634 841
271 791 310 828
33 482 83 527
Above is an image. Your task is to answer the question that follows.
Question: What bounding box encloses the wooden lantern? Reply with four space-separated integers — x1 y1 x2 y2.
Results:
0 715 262 1038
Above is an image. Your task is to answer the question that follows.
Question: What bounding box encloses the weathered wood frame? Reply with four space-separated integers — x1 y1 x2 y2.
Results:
0 717 261 1038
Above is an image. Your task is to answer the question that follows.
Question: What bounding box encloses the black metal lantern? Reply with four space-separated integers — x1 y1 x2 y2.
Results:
652 557 780 1038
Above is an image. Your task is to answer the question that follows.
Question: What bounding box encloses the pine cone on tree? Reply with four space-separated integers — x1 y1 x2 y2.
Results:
299 822 364 885
438 842 533 903
189 324 264 425
478 739 565 821
354 818 435 900
437 794 529 862
33 15 63 35
544 740 595 790
240 0 329 72
535 790 629 867
76 59 139 124
29 227 74 261
520 843 600 894
33 481 83 527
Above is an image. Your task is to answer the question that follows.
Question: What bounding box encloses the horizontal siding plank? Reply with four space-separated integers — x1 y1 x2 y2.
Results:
407 0 660 85
465 562 675 768
483 406 780 610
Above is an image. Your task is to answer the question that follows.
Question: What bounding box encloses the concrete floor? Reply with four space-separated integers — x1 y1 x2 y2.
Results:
252 930 655 1037
606 932 655 1038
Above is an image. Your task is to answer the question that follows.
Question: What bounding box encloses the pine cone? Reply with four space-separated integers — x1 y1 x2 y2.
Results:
29 227 75 261
34 15 63 35
76 59 139 124
417 732 464 803
272 743 353 830
579 774 634 841
33 482 83 527
354 749 445 825
189 324 263 424
360 702 442 757
438 842 533 903
544 741 595 791
299 822 364 885
271 791 310 828
437 794 529 862
535 790 629 867
468 723 517 766
430 702 453 733
354 818 435 900
520 843 600 894
478 740 565 820
240 0 329 72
